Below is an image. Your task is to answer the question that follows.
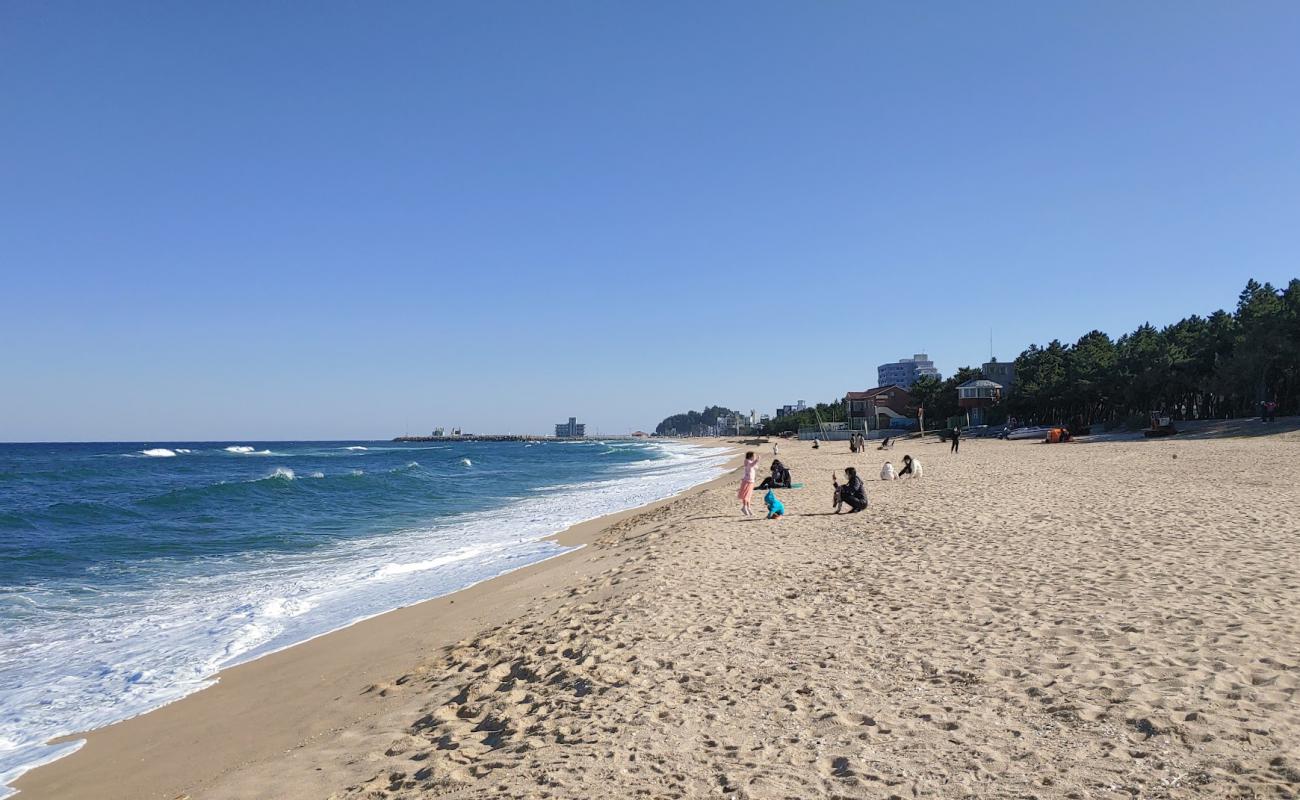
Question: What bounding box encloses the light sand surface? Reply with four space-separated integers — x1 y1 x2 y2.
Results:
18 430 1300 799
11 472 742 800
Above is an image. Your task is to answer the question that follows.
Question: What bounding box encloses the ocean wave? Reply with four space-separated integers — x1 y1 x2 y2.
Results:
140 448 177 458
224 446 256 454
369 545 497 580
460 458 472 467
259 596 315 619
345 446 367 451
0 439 732 796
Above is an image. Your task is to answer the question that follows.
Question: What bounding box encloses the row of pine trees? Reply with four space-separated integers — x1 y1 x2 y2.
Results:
758 278 1298 434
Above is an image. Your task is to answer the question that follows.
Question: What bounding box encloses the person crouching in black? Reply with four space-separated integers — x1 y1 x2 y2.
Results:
757 459 792 490
833 467 868 513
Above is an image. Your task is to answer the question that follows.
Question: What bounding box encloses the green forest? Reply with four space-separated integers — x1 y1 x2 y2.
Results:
1000 278 1298 426
654 406 739 436
661 279 1299 435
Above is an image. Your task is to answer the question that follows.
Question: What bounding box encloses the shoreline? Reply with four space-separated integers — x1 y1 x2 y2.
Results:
11 441 742 800
17 427 1297 798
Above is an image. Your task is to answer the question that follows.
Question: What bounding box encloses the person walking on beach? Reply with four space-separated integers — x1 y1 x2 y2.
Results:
950 426 961 453
738 451 759 516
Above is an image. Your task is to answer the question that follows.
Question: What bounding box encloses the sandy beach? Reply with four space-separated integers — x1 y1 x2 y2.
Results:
16 425 1300 799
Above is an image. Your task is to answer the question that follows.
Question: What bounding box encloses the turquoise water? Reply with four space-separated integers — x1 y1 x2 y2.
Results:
0 438 729 795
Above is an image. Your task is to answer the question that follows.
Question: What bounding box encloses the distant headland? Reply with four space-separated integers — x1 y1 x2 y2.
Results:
392 434 648 443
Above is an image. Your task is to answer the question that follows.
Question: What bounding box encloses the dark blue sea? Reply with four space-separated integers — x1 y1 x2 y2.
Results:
0 439 728 794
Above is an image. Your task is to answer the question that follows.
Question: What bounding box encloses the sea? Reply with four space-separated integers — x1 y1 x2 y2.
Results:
0 438 730 796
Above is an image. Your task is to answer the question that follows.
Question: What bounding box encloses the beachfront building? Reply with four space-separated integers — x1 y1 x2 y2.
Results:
981 358 1016 390
957 379 1003 426
711 413 752 436
555 417 586 438
845 385 916 433
877 354 941 389
774 400 807 418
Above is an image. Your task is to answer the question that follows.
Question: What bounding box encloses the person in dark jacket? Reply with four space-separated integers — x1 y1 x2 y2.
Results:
950 426 961 453
833 467 868 513
757 459 792 490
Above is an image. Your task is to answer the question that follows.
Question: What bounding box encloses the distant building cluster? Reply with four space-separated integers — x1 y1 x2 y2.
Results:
876 354 941 388
775 400 807 418
664 351 1022 441
555 416 586 438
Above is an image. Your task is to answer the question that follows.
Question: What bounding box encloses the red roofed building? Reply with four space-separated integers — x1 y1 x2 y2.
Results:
845 385 916 432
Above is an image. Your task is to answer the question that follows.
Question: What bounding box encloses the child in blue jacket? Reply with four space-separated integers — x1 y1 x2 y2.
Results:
764 489 785 519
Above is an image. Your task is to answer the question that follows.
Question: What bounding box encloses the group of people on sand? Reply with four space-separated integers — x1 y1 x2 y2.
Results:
738 451 786 519
738 448 923 518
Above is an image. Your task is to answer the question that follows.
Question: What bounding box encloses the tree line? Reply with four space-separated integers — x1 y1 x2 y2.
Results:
999 278 1298 427
908 279 1298 428
654 405 739 436
664 279 1298 436
655 279 1297 434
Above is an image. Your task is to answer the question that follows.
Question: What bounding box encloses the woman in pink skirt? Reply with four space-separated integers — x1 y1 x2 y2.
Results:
738 450 758 516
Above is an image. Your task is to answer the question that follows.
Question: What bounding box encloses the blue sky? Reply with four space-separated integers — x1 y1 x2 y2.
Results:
3 2 1298 440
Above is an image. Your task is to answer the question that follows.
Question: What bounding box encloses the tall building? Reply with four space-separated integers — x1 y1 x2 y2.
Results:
555 416 586 437
877 353 941 388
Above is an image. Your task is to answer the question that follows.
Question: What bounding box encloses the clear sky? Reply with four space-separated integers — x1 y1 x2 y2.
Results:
3 2 1299 440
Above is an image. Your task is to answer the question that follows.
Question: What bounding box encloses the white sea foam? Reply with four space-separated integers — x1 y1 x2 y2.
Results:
175 449 192 454
0 440 731 797
345 446 368 451
267 467 295 481
369 545 497 580
310 472 325 479
224 446 255 453
140 448 177 457
460 458 472 466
